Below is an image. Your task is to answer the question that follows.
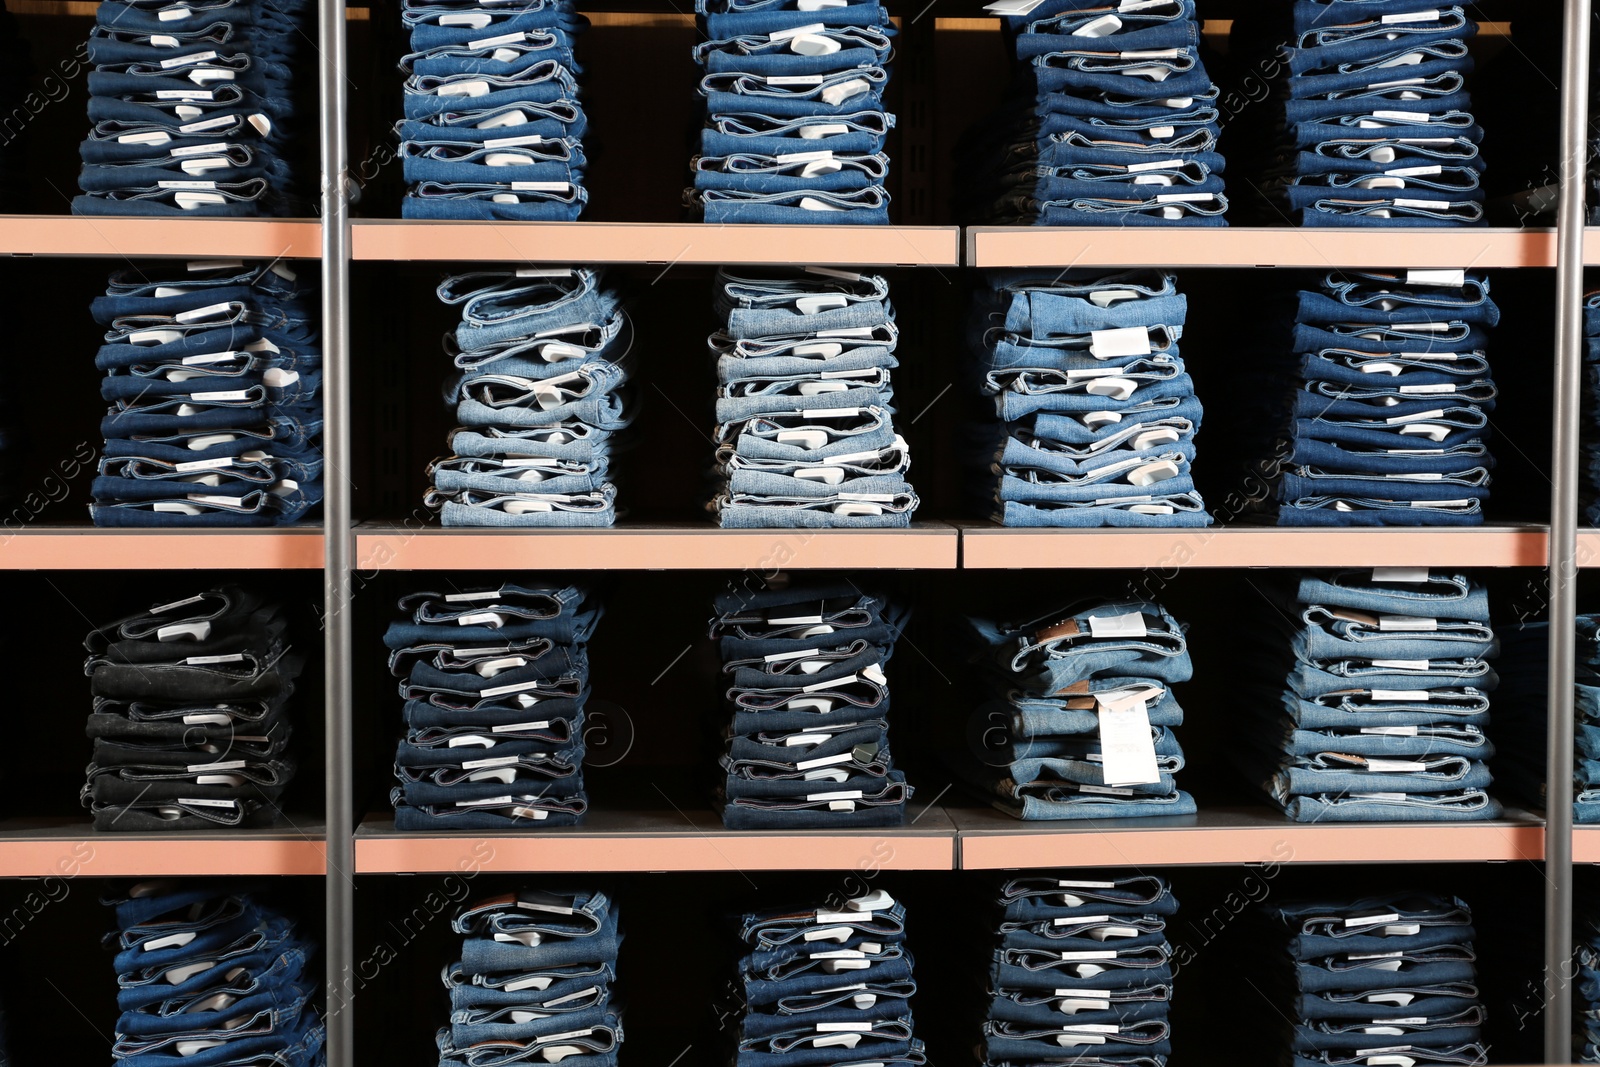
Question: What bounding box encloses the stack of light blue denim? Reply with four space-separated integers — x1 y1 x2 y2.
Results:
91 259 324 527
710 579 912 828
1493 616 1600 824
956 598 1197 820
436 889 623 1067
1236 569 1501 822
1269 269 1498 526
961 0 1227 226
983 874 1177 1065
74 0 312 216
1262 894 1488 1067
1580 911 1600 1063
732 892 922 1067
968 269 1211 528
106 883 324 1067
1255 1 1485 226
429 268 631 527
398 0 590 220
687 1 896 224
83 585 304 832
709 268 917 528
383 582 600 829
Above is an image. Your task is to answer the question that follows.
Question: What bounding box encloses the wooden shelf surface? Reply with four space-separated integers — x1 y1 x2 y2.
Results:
0 526 325 569
0 216 321 258
0 817 326 876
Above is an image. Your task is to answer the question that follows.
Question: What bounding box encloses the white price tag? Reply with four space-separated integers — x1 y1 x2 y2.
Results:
1097 693 1160 786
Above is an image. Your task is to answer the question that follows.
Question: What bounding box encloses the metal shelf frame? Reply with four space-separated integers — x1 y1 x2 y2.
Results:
0 3 1586 1065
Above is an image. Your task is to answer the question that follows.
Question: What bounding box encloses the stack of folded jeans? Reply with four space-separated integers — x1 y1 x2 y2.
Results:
1265 269 1498 526
1259 894 1488 1067
75 0 312 216
967 269 1211 528
82 585 302 831
1580 909 1600 1063
710 579 911 828
1493 616 1600 823
960 0 1227 226
709 268 917 528
1586 291 1600 523
1238 1 1485 226
90 259 324 527
429 268 630 527
384 582 600 829
983 874 1177 1065
956 597 1197 820
106 883 324 1067
437 889 623 1067
732 892 922 1067
1235 569 1501 822
687 0 896 224
398 0 590 220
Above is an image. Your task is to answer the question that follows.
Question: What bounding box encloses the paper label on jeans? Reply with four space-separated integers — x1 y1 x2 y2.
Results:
1372 567 1428 583
456 611 507 627
191 389 250 401
158 180 219 190
1361 726 1422 738
159 5 191 17
1370 659 1429 671
766 648 823 663
816 1023 872 1033
188 760 245 772
173 301 234 323
1060 951 1117 961
1387 165 1443 178
156 89 213 100
1383 8 1439 21
767 74 824 86
185 654 244 665
151 594 207 614
1369 691 1429 703
1125 159 1185 175
1059 999 1112 1013
984 0 1048 13
1088 327 1151 359
799 123 849 139
469 30 532 48
159 50 217 68
502 975 555 993
480 680 547 699
800 753 856 773
460 755 520 770
1364 759 1427 772
119 130 171 145
1377 615 1437 632
1097 693 1159 786
768 22 826 41
1394 198 1450 209
510 182 570 192
1054 915 1112 926
445 589 503 603
807 790 863 802
1345 913 1402 928
491 721 550 733
178 797 237 808
1077 783 1136 796
1404 268 1466 287
1086 612 1147 640
484 134 546 149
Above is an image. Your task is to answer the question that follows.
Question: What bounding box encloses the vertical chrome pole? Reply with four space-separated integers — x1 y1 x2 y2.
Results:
318 0 352 1055
1547 0 1589 1058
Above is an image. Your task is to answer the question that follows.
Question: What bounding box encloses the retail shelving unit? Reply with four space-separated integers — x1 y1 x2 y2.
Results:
2 0 1592 1063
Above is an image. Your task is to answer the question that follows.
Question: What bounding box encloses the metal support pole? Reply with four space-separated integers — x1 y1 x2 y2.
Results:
1547 0 1589 1059
318 0 352 1056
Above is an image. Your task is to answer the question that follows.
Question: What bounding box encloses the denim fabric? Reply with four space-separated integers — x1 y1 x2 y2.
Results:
687 0 895 223
74 0 314 216
104 886 324 1066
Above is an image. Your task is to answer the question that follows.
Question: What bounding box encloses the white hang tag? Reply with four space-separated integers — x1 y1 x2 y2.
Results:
157 620 212 641
1074 14 1123 36
1369 691 1429 703
142 931 198 951
437 11 492 25
177 798 236 809
770 22 826 42
1365 759 1428 773
1059 998 1112 1014
1089 326 1152 359
791 34 841 56
1372 567 1428 583
160 49 216 67
799 123 849 139
1370 659 1431 671
1085 377 1137 400
159 6 192 18
1127 459 1179 486
984 0 1048 12
120 130 172 145
1087 612 1147 639
820 78 871 106
188 760 245 773
1097 692 1160 786
1406 268 1465 286
485 134 546 149
446 734 496 748
476 110 529 129
1377 615 1438 632
1383 8 1439 21
1061 950 1117 961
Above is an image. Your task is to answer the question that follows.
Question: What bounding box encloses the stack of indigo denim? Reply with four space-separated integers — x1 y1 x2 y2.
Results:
983 874 1177 1065
1493 616 1600 823
83 586 302 831
1234 1 1485 226
1263 269 1498 526
429 268 631 527
398 0 590 220
709 268 917 528
959 0 1227 226
437 889 623 1067
384 582 600 829
710 580 911 828
732 892 922 1067
91 259 324 527
1235 569 1501 822
75 0 312 216
106 883 324 1067
687 0 896 224
967 269 1211 527
956 598 1196 820
1258 894 1488 1067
